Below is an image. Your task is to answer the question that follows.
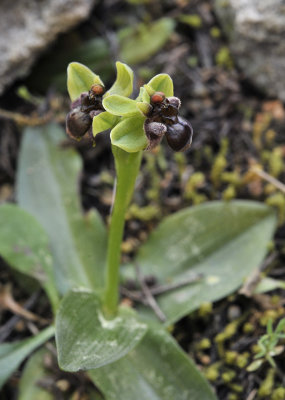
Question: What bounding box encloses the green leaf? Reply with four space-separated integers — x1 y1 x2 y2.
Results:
0 204 59 312
111 116 147 153
254 277 285 294
127 201 277 325
0 326 54 390
89 327 217 400
67 62 104 101
92 112 119 137
119 18 175 65
18 348 53 400
16 124 107 295
103 95 139 117
105 61 134 98
56 290 147 371
146 74 174 97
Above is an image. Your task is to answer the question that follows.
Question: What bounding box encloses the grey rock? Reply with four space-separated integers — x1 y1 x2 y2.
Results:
0 0 96 94
215 0 285 100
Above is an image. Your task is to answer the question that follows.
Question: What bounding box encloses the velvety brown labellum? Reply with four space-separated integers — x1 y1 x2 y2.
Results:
165 116 193 152
66 108 92 140
144 120 167 150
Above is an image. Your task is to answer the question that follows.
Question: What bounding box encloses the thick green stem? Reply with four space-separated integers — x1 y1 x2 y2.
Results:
103 146 142 317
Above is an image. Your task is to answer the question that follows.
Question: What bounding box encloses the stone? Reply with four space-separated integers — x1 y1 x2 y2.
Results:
0 0 96 94
214 0 285 100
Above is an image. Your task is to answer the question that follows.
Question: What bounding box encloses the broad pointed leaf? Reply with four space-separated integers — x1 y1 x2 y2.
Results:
111 116 147 153
0 204 59 311
254 277 285 293
89 327 217 400
67 62 104 101
119 18 175 65
103 95 139 117
92 112 119 137
126 201 277 325
18 348 53 400
16 124 107 295
105 62 133 98
56 290 147 371
0 326 54 390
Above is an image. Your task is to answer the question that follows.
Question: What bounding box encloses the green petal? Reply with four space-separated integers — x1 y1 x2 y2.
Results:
136 102 152 116
67 62 104 101
103 95 140 117
92 112 119 137
145 74 174 97
111 116 147 153
105 61 134 98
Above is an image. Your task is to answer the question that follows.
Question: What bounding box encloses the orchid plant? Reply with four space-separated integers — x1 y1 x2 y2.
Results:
0 60 277 400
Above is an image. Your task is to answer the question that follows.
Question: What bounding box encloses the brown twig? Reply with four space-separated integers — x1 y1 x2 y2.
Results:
239 252 278 297
135 264 167 322
0 108 52 126
0 284 47 324
251 167 285 194
0 291 40 342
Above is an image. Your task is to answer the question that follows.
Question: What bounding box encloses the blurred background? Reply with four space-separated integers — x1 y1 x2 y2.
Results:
0 1 285 399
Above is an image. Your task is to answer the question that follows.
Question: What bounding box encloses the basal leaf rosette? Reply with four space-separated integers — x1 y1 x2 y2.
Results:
66 61 133 142
104 74 174 153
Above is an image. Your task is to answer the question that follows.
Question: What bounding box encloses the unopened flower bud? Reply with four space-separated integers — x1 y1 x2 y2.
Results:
90 84 105 96
150 91 165 104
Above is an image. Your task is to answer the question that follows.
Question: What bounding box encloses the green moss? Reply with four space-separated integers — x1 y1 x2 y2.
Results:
225 351 238 365
210 27 221 38
268 147 284 178
126 204 161 222
216 47 234 69
204 362 221 381
221 369 236 383
222 184 236 201
258 368 275 397
211 138 228 188
236 352 249 369
179 14 202 28
272 387 285 400
198 302 213 317
243 322 255 334
266 193 285 224
197 338 211 350
187 56 198 68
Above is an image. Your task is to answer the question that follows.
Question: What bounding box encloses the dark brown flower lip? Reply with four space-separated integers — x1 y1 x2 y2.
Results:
66 86 105 141
143 95 193 152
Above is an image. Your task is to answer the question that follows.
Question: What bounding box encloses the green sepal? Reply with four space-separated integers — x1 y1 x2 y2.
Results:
67 62 104 101
145 74 174 97
111 115 147 153
104 61 134 98
103 95 140 117
92 112 120 138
